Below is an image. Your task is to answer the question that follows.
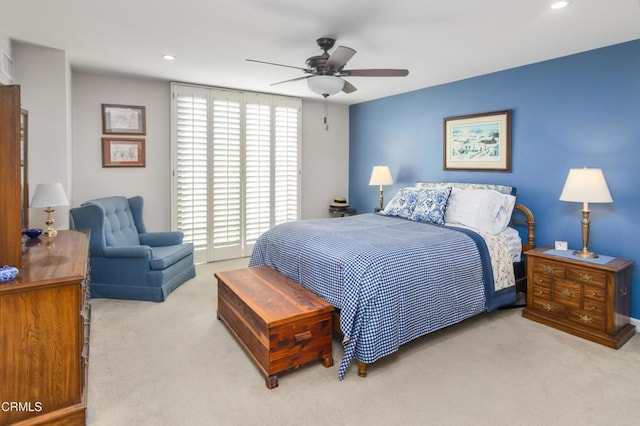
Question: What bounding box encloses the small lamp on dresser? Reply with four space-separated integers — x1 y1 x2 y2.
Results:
30 183 69 238
369 165 393 211
559 167 613 258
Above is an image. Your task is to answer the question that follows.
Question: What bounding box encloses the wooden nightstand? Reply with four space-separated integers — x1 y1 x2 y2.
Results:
329 207 357 217
522 247 635 348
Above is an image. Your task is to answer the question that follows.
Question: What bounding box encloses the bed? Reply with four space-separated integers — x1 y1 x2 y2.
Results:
248 182 535 379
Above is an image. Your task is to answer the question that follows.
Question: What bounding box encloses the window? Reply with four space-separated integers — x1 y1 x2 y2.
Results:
171 83 301 263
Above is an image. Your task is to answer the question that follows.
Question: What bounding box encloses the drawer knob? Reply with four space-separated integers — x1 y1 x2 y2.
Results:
578 314 593 324
538 290 544 295
538 278 543 284
294 331 313 343
542 265 554 273
542 303 553 312
578 273 593 282
559 288 575 298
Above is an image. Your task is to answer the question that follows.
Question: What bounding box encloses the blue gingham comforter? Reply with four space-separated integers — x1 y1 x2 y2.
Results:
248 213 514 379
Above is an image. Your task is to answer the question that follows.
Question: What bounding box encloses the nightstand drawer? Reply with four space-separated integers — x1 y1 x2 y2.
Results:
531 259 565 278
567 266 606 287
583 285 606 303
531 273 553 288
531 283 551 300
568 308 605 331
553 280 581 308
582 299 606 315
531 297 565 317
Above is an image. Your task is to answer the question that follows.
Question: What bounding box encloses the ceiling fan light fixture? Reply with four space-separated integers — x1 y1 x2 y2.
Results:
307 75 344 96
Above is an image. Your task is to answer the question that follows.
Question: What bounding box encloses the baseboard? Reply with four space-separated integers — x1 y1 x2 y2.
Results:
630 317 640 332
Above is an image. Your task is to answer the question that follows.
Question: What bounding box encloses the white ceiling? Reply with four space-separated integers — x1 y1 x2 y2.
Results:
2 0 640 105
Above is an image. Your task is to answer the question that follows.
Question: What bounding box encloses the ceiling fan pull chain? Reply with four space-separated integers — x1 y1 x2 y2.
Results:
324 94 329 130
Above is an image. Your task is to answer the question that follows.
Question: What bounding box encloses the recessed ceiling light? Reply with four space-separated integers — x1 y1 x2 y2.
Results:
551 1 570 9
162 54 175 61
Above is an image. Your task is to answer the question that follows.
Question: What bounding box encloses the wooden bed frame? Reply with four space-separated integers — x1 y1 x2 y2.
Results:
333 203 536 378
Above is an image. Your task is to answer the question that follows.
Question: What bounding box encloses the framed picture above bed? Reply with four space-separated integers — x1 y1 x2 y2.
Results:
443 109 512 172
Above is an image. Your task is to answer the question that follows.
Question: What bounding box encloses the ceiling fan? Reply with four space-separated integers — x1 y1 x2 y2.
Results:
247 37 409 97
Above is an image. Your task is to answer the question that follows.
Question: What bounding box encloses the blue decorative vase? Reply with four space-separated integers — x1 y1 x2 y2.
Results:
0 265 19 282
24 228 43 239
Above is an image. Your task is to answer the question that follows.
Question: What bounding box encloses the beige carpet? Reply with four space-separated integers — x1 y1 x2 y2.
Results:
87 259 640 426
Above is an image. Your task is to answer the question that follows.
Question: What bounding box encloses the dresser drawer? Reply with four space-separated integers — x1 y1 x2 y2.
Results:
567 266 606 287
568 308 605 331
553 280 581 308
531 297 565 317
531 259 565 278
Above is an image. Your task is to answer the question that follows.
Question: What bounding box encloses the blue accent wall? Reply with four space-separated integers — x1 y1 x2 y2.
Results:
349 39 640 319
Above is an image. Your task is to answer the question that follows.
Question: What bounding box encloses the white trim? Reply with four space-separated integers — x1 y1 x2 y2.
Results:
1 50 13 82
630 316 640 332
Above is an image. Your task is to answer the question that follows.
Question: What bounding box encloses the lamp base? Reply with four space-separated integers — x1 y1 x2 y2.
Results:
573 249 598 259
44 207 57 238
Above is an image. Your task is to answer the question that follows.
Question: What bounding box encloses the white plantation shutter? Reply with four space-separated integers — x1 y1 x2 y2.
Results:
274 99 300 225
244 95 272 253
171 83 301 263
211 91 242 260
173 87 208 264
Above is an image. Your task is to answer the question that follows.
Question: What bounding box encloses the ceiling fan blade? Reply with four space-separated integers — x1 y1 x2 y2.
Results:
341 69 409 77
342 80 357 93
270 75 311 86
326 46 356 70
246 59 308 71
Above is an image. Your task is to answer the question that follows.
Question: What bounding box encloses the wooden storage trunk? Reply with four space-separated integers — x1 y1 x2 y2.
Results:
216 265 334 388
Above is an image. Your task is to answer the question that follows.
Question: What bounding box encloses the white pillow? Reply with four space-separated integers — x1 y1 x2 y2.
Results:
444 188 516 234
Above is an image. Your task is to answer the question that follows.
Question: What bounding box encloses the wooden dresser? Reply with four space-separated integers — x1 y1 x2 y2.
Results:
0 230 90 425
522 247 635 348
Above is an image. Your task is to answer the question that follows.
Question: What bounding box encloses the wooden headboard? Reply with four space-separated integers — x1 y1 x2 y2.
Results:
512 204 535 252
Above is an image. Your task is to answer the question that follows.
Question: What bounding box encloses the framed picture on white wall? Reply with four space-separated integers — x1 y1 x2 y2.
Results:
102 104 146 135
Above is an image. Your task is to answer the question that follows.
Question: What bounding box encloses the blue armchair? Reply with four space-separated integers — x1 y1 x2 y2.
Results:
70 196 195 302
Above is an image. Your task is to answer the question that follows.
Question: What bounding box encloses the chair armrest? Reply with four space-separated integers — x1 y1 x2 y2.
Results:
139 231 184 247
102 245 152 259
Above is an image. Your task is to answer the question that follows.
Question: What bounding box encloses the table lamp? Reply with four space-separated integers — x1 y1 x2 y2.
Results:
559 167 613 258
369 165 394 211
30 183 69 238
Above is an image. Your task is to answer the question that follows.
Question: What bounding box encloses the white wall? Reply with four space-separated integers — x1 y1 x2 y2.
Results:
71 71 350 231
301 100 349 219
72 72 171 232
13 41 72 230
0 33 12 85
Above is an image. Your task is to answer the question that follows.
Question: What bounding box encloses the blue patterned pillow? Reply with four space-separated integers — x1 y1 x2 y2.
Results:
409 188 452 225
382 188 421 219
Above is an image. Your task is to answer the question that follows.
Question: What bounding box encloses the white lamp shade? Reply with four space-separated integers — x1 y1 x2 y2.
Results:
307 75 345 96
559 168 613 203
369 166 394 186
30 183 69 208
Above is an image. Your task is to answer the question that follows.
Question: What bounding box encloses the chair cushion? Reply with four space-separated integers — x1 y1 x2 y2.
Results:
87 196 140 246
150 244 194 270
